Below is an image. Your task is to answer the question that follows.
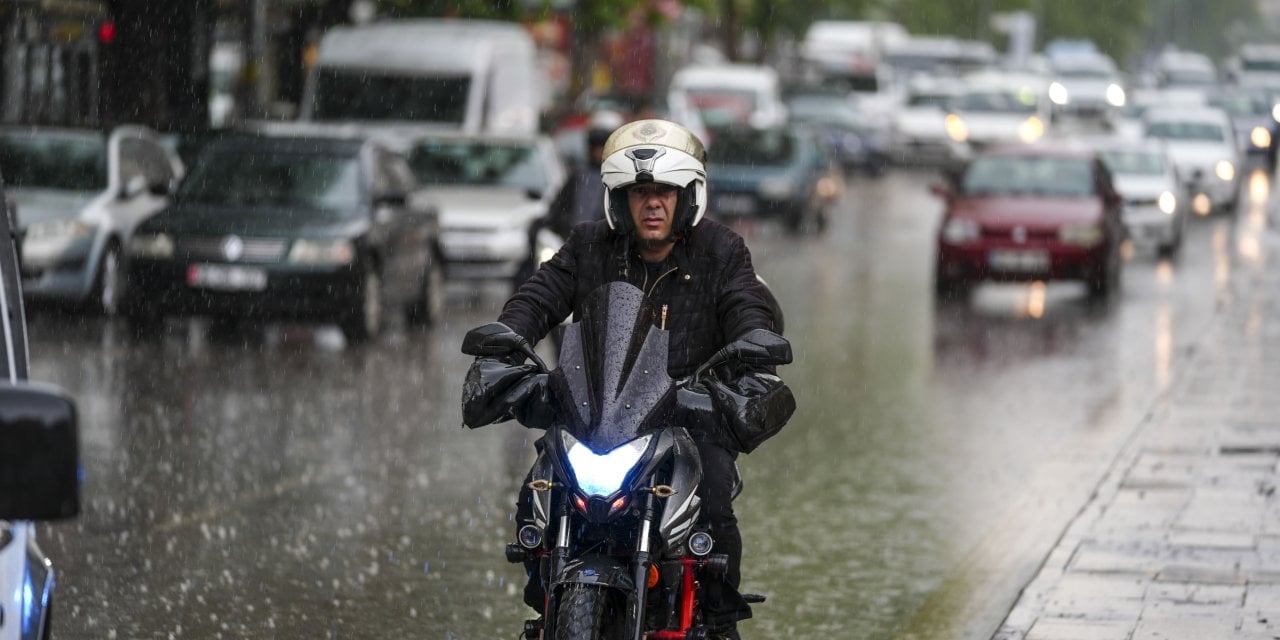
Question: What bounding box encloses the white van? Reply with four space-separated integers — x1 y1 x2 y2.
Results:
301 19 544 134
669 64 787 129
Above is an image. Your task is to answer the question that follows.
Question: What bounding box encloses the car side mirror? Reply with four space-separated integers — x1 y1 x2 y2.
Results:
148 177 174 196
0 382 80 521
525 188 544 201
120 174 147 200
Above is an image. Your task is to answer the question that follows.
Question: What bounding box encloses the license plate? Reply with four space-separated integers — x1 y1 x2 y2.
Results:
716 194 757 215
988 250 1048 272
187 264 268 291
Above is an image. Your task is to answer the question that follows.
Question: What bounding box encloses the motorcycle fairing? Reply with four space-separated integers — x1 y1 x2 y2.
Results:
626 427 703 556
552 283 675 453
526 450 556 532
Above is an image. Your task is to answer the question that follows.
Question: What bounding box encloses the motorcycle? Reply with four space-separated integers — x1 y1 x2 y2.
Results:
462 282 793 640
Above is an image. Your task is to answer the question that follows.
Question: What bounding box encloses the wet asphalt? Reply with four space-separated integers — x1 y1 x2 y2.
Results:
25 164 1272 639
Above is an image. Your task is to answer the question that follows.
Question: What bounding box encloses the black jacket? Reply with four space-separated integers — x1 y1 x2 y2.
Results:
499 218 777 379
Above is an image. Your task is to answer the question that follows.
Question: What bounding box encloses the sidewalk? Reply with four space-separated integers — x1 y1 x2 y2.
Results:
993 218 1280 640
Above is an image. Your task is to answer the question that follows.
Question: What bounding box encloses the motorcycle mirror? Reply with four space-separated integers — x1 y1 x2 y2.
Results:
461 322 527 356
691 329 792 382
726 328 793 366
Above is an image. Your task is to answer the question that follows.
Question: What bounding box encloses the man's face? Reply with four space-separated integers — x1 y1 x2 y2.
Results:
627 183 679 245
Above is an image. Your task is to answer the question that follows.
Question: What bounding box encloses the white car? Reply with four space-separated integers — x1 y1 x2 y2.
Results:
669 63 788 129
400 132 568 280
1143 106 1242 214
890 80 969 165
1047 53 1127 123
944 72 1050 150
1097 141 1186 257
0 195 81 640
0 125 182 314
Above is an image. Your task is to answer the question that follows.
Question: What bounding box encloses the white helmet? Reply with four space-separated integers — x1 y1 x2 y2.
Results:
600 119 707 237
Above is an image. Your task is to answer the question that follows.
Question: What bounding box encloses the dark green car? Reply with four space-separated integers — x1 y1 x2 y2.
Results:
123 133 444 343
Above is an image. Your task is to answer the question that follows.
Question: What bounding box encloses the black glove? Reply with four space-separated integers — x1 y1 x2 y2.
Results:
461 355 555 429
704 372 796 454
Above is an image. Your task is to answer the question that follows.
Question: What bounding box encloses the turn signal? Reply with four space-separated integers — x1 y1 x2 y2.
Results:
647 564 660 589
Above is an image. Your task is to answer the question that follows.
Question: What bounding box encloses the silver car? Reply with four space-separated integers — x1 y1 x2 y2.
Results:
1143 106 1242 215
0 125 182 313
400 132 567 280
1097 141 1186 257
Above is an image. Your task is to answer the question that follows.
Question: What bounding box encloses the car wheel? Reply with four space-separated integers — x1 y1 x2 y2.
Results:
340 265 383 344
93 241 123 316
934 264 971 304
1088 246 1122 300
406 253 445 328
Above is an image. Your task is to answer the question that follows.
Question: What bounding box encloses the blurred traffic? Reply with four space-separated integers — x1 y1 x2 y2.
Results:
5 1 1280 638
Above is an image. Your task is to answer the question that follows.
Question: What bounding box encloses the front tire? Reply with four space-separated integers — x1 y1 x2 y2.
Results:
553 585 626 640
340 264 383 344
92 241 123 315
406 253 445 327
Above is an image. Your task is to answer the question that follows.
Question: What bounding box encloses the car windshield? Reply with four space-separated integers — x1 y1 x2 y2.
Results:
313 69 470 123
1099 150 1165 176
1145 121 1226 142
954 89 1038 114
786 97 860 127
407 140 546 191
684 88 759 127
178 149 362 213
708 129 794 167
1209 95 1271 116
0 133 107 191
962 155 1096 197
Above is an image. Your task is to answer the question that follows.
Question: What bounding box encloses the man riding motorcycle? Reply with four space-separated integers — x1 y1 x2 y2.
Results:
464 119 792 638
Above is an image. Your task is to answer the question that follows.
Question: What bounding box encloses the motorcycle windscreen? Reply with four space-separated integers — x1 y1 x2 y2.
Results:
553 282 675 452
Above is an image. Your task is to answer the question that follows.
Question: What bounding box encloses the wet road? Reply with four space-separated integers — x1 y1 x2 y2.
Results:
28 164 1273 639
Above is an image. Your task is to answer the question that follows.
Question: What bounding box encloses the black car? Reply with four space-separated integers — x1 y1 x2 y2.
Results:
123 133 444 343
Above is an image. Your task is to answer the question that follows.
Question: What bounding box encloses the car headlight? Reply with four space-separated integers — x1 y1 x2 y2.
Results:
944 113 968 142
1105 83 1126 107
1273 103 1280 123
759 176 794 199
25 219 94 242
288 238 355 264
1158 191 1177 215
1059 223 1103 246
1049 82 1070 106
561 430 653 498
1018 116 1045 144
941 218 981 244
129 232 175 258
1252 126 1271 149
1215 160 1235 182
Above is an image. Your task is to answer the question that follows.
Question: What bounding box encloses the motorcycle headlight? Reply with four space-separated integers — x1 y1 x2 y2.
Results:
561 431 653 498
1059 223 1103 246
129 232 175 258
26 219 94 242
759 176 794 199
941 218 981 244
288 238 355 265
1105 83 1126 107
1215 160 1235 182
1049 82 1070 106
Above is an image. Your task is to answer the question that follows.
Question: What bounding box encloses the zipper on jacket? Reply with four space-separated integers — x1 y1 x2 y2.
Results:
646 267 679 296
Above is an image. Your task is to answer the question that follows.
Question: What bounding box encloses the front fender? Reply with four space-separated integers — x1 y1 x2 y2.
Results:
558 556 635 591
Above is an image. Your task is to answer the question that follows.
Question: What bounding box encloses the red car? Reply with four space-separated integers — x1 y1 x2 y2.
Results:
932 146 1125 300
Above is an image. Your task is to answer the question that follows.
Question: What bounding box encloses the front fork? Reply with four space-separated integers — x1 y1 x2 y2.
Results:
629 491 658 640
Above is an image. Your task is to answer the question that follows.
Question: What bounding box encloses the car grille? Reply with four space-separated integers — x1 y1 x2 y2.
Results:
180 236 288 262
